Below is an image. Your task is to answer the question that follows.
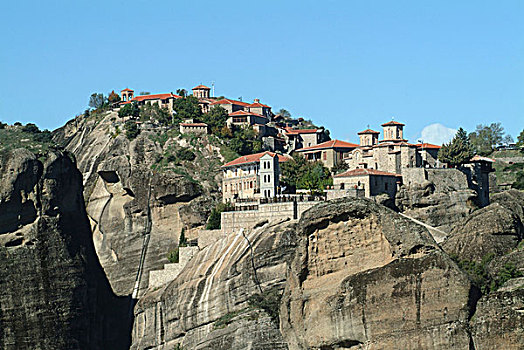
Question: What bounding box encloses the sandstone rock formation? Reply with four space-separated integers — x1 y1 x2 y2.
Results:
54 112 221 297
132 218 296 349
396 169 478 235
0 149 131 349
281 198 478 350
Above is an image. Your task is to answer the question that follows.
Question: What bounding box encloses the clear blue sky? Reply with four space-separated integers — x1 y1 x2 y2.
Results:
1 0 522 144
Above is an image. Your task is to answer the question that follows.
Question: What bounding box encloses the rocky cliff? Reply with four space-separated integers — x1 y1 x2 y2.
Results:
0 148 132 349
54 112 222 297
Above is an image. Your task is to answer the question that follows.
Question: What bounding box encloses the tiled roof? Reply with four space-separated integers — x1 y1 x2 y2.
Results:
415 143 441 149
180 123 208 127
132 93 181 102
121 88 134 92
248 102 270 108
296 140 359 152
192 85 210 90
334 168 399 177
229 110 266 117
222 151 290 168
211 98 250 107
357 129 380 135
470 155 495 163
285 128 320 135
381 120 405 126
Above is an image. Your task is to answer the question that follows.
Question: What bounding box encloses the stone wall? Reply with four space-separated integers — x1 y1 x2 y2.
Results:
221 200 321 232
148 246 199 289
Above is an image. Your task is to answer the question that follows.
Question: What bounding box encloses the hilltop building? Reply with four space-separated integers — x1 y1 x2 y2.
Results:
284 128 330 151
344 121 441 174
120 89 181 114
295 140 359 169
221 151 290 202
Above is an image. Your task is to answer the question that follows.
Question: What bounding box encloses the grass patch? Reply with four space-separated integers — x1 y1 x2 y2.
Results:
213 308 247 329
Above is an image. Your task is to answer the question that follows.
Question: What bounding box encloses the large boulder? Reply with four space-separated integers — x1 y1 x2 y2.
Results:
280 198 478 350
0 149 132 349
442 203 523 263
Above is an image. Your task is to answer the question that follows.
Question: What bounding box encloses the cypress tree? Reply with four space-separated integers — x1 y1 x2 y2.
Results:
438 127 474 167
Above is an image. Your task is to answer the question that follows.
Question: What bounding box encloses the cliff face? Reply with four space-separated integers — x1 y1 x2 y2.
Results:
54 112 220 297
0 149 132 349
281 198 477 350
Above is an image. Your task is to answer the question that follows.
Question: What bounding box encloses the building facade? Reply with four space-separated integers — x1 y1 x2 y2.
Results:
295 140 359 169
221 151 289 202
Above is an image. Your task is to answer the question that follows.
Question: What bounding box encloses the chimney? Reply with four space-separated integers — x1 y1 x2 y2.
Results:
254 98 260 103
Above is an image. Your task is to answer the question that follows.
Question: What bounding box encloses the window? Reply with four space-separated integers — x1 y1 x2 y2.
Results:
385 182 388 190
323 151 327 160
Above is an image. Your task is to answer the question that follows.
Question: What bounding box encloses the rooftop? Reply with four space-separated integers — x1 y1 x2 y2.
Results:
222 151 290 168
193 85 211 90
470 155 495 163
381 120 405 127
357 129 380 135
121 88 134 92
211 98 250 107
229 110 266 118
415 143 441 149
296 139 359 152
334 168 399 177
285 128 320 135
180 122 208 127
131 93 181 102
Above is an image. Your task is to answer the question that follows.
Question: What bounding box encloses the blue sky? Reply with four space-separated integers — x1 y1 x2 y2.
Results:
1 0 522 145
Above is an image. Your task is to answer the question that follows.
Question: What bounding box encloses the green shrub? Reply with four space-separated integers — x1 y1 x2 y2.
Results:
213 309 245 329
125 120 140 140
179 228 187 247
206 202 232 230
167 248 179 263
176 148 196 161
22 123 40 133
248 287 282 325
119 103 140 118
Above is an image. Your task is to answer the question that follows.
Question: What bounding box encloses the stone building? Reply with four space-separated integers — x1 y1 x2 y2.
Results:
345 120 441 174
221 151 290 202
210 98 251 114
179 122 208 134
284 128 329 151
227 110 269 127
192 84 210 99
119 89 181 114
332 168 399 198
295 139 359 170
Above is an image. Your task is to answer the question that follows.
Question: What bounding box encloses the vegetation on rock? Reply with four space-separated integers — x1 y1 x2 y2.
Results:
281 153 332 193
438 127 474 167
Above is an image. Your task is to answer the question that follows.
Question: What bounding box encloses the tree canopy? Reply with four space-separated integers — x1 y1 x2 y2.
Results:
438 127 474 167
107 90 121 103
469 123 513 156
280 153 332 194
201 106 229 133
140 104 171 125
88 93 106 109
118 102 140 118
277 108 291 118
124 120 140 140
173 96 202 121
516 129 524 150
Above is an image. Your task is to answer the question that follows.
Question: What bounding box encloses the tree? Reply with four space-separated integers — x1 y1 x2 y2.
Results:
118 102 140 118
176 89 187 97
202 106 229 132
107 90 121 103
206 202 231 229
173 96 202 121
140 104 171 125
280 153 332 193
0 121 6 129
124 120 140 140
516 129 524 151
22 123 40 134
469 123 513 156
88 93 106 109
278 108 291 118
438 127 474 167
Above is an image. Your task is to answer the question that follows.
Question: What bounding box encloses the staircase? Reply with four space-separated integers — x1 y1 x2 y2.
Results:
148 246 199 289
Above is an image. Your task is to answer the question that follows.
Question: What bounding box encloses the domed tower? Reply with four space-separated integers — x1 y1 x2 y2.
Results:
192 85 211 99
120 88 134 102
381 120 406 142
357 128 380 146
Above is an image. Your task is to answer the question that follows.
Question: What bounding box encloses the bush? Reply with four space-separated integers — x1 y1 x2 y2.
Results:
119 103 140 118
0 121 6 129
513 171 524 190
248 287 282 325
176 148 196 161
167 248 179 263
22 123 40 133
206 202 232 230
124 120 140 140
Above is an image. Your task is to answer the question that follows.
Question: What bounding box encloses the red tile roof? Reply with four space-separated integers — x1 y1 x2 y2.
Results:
381 120 405 126
229 110 266 118
415 143 441 149
248 102 270 108
192 85 210 90
222 151 291 168
132 93 181 102
121 88 134 92
357 129 380 135
211 98 250 107
296 140 359 152
285 128 320 135
470 155 495 163
180 123 208 127
334 168 399 178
